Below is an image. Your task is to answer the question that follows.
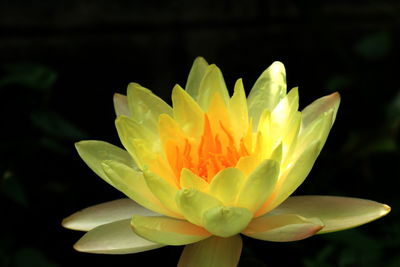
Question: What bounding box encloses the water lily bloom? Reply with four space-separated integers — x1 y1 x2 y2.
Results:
63 57 390 266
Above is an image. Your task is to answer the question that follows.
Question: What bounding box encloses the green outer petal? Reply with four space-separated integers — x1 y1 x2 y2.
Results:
75 140 136 186
74 219 164 254
208 168 245 206
271 196 391 234
62 198 158 231
126 82 173 133
172 84 204 136
131 215 211 245
242 213 324 242
102 160 180 218
178 235 242 267
203 206 253 237
185 57 209 99
237 159 279 212
176 188 222 226
142 171 181 216
247 61 287 129
113 93 130 117
301 92 340 130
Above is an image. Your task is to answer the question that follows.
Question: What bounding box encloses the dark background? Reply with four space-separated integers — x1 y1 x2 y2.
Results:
1 0 399 266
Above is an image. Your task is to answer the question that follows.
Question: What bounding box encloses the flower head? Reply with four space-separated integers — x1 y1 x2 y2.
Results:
63 58 390 266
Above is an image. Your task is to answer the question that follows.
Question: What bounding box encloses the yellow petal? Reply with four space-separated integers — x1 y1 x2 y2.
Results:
242 213 323 242
256 141 321 216
208 168 245 206
131 215 210 245
247 61 287 129
180 168 209 192
185 57 209 99
175 188 222 226
197 64 230 110
270 142 283 165
75 140 136 186
229 79 249 138
113 93 130 117
269 87 299 151
296 110 334 158
236 159 279 212
74 219 163 254
172 84 204 136
301 92 340 129
178 235 242 267
115 116 159 168
102 160 180 218
235 155 261 177
203 206 253 237
62 198 158 231
127 82 173 133
273 196 391 234
142 171 182 216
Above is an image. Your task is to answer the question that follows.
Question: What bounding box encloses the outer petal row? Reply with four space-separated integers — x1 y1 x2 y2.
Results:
271 195 390 234
66 195 389 255
62 198 158 231
74 219 164 254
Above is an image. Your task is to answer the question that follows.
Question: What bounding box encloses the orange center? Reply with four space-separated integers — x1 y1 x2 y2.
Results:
167 115 249 183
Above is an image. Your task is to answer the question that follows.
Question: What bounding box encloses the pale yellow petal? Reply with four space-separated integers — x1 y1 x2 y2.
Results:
74 219 163 254
269 87 299 151
197 64 230 110
185 57 209 99
247 61 287 129
208 168 245 206
206 92 232 139
127 82 173 133
229 79 249 138
131 215 210 245
75 140 136 186
175 188 222 226
102 160 180 218
113 93 130 117
237 159 279 212
296 110 334 158
255 141 321 216
180 168 209 192
301 92 340 130
203 206 253 237
235 155 261 177
62 199 158 231
242 213 323 242
272 196 391 234
172 84 204 136
115 116 159 168
142 171 182 216
178 235 242 267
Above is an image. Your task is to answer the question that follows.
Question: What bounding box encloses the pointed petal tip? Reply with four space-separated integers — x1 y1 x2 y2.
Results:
382 204 391 214
329 91 341 101
271 61 284 66
61 216 74 230
194 56 208 64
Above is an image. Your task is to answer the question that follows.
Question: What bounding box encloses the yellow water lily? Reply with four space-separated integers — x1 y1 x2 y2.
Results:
63 57 390 267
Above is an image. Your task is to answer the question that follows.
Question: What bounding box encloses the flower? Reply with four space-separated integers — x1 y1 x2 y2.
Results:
63 57 390 266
